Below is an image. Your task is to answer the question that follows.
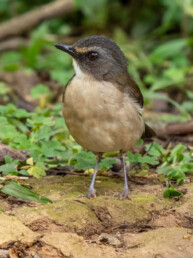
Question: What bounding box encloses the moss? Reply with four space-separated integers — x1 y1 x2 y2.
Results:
28 175 124 198
132 194 155 204
12 175 188 232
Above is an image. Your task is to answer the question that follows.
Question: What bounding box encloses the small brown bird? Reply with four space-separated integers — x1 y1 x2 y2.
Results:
55 35 154 199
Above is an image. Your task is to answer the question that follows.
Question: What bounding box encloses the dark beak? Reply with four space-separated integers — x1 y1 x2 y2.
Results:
54 43 76 57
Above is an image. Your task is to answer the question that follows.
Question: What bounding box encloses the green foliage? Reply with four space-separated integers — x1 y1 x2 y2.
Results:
74 151 97 170
27 161 46 179
0 156 28 176
74 151 117 171
0 82 10 95
75 0 108 27
127 152 159 165
149 39 188 65
127 142 192 190
0 156 18 176
157 144 193 185
0 181 52 204
99 158 117 170
163 182 183 198
0 52 22 71
0 0 193 202
21 23 51 69
31 84 51 99
0 94 192 201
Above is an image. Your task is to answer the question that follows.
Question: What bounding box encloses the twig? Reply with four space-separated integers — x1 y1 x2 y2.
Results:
0 0 74 41
166 120 193 136
0 176 28 181
0 37 28 53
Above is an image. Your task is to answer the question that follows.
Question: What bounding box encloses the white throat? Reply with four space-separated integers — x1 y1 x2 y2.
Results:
73 59 85 78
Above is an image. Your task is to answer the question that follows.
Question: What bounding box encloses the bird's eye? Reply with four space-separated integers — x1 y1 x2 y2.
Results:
88 52 98 61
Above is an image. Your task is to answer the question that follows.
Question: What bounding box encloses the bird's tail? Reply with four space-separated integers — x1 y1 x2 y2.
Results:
142 123 156 139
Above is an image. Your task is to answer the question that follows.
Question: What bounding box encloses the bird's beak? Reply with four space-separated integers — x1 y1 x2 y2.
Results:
54 44 76 58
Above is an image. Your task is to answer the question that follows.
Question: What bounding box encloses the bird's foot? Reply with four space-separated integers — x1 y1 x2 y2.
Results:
86 188 96 198
79 188 96 199
114 189 131 200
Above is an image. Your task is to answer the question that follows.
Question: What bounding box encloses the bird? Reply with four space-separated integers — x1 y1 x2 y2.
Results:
54 35 155 199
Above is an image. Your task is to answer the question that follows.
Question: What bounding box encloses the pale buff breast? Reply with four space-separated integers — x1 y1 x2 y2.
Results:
63 75 144 153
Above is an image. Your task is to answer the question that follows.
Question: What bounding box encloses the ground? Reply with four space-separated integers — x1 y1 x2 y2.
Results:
0 174 193 258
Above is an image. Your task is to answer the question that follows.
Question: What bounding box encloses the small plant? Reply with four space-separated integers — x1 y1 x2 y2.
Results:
163 182 183 198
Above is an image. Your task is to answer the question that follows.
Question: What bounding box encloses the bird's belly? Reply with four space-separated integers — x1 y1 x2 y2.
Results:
63 78 144 153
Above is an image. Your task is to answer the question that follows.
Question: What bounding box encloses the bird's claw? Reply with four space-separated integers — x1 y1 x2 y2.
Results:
114 189 131 200
79 188 96 198
87 188 96 198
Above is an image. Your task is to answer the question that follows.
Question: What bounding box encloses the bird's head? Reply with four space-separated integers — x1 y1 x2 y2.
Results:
54 35 128 80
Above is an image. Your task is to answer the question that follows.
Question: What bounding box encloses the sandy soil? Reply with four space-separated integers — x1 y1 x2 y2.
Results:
0 175 193 258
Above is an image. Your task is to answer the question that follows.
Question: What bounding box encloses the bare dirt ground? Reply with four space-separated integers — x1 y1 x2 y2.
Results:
0 175 193 258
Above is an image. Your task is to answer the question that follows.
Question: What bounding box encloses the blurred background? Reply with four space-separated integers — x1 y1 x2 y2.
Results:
0 0 192 204
0 0 193 251
0 0 192 178
0 0 193 118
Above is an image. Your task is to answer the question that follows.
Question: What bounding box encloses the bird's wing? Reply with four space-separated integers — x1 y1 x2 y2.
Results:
114 73 143 108
115 74 156 138
124 76 144 108
62 75 75 103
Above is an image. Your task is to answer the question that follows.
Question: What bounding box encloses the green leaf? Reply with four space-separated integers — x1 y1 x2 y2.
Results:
99 158 117 170
136 139 144 146
28 116 55 128
0 163 18 175
186 90 193 99
168 168 186 180
74 151 97 170
145 142 164 158
0 104 30 118
27 162 46 178
0 156 19 175
0 124 19 142
31 84 50 99
157 166 171 175
11 134 31 149
50 69 74 86
169 144 187 161
149 39 187 64
163 67 185 82
13 108 30 119
177 178 184 186
180 163 193 172
163 189 170 198
32 126 57 141
1 51 22 70
40 140 66 157
0 181 52 204
18 170 29 176
4 156 16 164
163 187 183 198
127 152 159 165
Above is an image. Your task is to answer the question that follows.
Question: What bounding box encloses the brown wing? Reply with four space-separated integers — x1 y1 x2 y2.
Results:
115 74 156 138
126 76 144 108
109 72 144 108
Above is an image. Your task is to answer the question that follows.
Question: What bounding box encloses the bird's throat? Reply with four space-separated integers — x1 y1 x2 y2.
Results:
73 59 86 78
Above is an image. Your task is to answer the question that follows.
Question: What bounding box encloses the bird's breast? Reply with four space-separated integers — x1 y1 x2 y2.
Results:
63 75 144 152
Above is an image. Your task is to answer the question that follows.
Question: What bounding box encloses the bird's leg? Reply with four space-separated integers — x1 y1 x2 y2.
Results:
86 156 101 198
120 155 131 200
